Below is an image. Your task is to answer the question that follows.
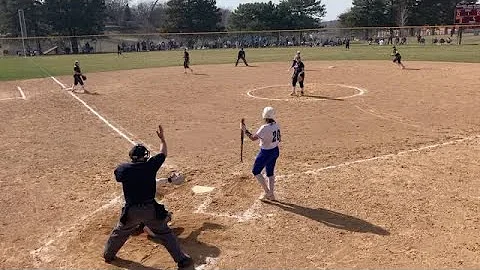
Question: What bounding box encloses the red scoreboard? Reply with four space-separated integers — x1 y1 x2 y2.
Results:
455 4 480 24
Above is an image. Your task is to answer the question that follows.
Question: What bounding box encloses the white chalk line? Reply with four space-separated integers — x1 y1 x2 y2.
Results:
195 134 480 224
0 86 26 101
17 86 26 100
0 97 20 101
354 105 421 128
50 76 136 145
246 83 366 102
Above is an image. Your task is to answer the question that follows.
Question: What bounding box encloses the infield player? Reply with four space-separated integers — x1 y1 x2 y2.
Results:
242 107 281 201
71 60 91 94
392 46 405 69
103 125 193 268
183 48 193 73
235 48 249 66
289 58 305 96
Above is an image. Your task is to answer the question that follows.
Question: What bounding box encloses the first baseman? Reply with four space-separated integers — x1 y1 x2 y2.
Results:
242 107 281 201
71 60 91 94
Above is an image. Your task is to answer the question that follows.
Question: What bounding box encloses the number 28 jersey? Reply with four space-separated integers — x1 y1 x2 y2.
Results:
256 122 281 150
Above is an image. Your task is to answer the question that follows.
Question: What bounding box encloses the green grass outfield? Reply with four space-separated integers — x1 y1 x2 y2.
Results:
0 44 479 81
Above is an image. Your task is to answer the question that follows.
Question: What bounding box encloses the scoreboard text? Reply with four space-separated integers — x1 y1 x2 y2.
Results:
455 4 480 24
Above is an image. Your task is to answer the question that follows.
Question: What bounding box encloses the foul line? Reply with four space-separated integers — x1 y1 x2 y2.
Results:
50 76 135 145
17 86 26 100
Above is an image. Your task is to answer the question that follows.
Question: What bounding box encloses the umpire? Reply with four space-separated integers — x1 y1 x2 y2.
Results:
235 48 249 66
103 125 193 268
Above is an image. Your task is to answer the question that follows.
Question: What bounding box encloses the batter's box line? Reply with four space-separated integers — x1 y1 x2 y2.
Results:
0 86 27 101
196 134 480 222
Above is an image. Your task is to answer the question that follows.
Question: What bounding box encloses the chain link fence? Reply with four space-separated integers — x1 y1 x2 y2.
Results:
1 25 479 56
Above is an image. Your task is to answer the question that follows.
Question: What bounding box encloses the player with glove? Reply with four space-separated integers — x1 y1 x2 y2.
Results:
71 60 91 94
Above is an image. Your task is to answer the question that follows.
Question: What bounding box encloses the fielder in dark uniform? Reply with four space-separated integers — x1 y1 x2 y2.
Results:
183 48 193 73
235 48 249 66
290 58 305 96
71 61 90 94
103 125 193 268
392 46 405 69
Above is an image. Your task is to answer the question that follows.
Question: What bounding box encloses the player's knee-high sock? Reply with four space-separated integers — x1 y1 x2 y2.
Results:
267 176 275 195
255 174 269 193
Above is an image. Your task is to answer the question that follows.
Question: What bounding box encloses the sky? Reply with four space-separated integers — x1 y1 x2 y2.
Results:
215 0 352 21
135 0 353 21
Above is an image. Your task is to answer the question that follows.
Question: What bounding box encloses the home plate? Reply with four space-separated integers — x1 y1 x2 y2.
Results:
192 185 215 194
328 66 335 69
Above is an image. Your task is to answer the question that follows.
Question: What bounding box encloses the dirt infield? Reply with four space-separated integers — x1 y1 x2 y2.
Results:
1 61 479 269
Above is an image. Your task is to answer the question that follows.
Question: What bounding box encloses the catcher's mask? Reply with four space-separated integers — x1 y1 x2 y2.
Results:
129 144 150 162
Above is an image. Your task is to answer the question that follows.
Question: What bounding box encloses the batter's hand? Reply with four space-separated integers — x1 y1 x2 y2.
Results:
156 125 164 139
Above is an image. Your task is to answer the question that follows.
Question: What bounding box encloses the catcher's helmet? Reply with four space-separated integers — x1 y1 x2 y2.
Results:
129 144 150 162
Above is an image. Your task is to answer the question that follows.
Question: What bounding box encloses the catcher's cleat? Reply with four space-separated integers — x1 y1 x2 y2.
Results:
178 256 194 269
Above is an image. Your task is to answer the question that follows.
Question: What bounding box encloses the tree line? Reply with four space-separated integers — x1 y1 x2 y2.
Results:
1 0 477 39
0 0 325 37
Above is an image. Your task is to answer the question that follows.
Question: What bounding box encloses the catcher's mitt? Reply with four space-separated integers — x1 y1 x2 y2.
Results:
81 75 87 81
168 172 185 185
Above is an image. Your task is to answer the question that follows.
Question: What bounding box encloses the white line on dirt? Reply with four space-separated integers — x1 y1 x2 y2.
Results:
246 83 366 102
196 134 480 223
0 97 19 101
50 76 136 145
17 86 26 100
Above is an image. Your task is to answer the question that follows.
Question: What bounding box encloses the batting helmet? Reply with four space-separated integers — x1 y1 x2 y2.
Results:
262 107 276 120
129 144 150 162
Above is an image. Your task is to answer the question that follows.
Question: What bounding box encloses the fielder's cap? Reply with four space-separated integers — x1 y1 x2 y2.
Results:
262 107 276 120
297 51 301 54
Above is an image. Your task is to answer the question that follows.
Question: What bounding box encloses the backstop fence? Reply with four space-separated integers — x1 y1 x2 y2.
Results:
1 25 479 56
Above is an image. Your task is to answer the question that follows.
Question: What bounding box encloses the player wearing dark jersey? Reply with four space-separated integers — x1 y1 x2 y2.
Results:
235 48 249 66
183 48 193 73
290 59 305 96
392 46 405 69
71 61 91 94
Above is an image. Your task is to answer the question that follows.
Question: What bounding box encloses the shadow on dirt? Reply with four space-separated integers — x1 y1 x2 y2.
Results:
264 200 390 235
110 222 224 270
302 94 344 101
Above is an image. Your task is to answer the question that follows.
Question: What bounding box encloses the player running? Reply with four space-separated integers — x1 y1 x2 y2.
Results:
71 60 91 94
242 107 281 201
289 57 305 96
183 48 193 73
392 46 405 69
235 48 249 66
